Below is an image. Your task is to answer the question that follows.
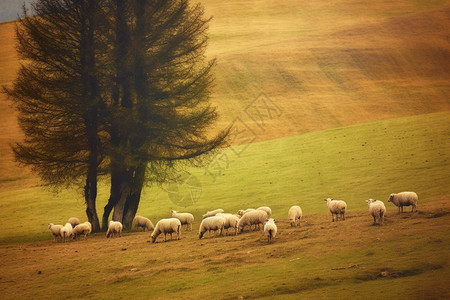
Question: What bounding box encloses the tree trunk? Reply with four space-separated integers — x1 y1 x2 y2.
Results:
122 163 147 229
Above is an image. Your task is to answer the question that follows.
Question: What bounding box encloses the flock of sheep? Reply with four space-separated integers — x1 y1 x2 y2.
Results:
47 191 418 244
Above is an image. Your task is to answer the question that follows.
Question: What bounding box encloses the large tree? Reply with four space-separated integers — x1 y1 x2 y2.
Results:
4 0 107 232
102 0 228 228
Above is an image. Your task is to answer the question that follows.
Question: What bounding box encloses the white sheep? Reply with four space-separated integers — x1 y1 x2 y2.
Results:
106 220 123 238
237 208 255 217
132 216 154 232
324 198 347 222
48 223 63 242
73 222 92 240
216 213 240 235
151 218 181 243
388 192 418 213
264 218 278 243
257 206 272 217
171 210 194 231
67 217 80 228
288 205 302 227
366 199 386 225
198 215 226 239
237 209 268 233
202 208 225 219
60 223 73 242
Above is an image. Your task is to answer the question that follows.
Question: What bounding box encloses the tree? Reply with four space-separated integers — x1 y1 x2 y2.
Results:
4 0 107 232
102 0 228 228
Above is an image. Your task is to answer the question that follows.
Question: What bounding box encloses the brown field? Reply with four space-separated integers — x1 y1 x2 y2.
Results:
0 197 449 299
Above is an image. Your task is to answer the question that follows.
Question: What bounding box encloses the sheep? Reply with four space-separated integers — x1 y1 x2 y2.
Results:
257 206 272 217
237 208 255 217
202 209 225 219
264 218 278 243
106 220 123 238
73 222 92 240
67 217 80 228
288 205 302 227
60 223 73 242
216 213 240 235
324 198 347 222
198 216 226 239
48 223 63 242
151 218 181 243
366 199 386 225
388 192 418 213
237 209 268 233
132 216 154 232
171 210 194 231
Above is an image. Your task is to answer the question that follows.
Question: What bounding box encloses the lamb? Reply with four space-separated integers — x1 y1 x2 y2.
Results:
324 198 347 222
202 209 225 219
171 210 194 231
132 216 154 232
237 209 268 233
257 206 272 217
106 220 123 238
67 217 80 228
73 222 92 240
288 205 302 227
60 223 73 242
264 218 278 243
388 192 418 213
151 218 181 243
366 199 386 225
216 213 240 235
48 223 63 242
198 215 226 239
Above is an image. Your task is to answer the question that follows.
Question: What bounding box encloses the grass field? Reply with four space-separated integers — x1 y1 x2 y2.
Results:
0 0 449 299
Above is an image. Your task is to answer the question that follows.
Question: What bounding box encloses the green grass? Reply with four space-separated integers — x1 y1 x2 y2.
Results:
0 111 448 244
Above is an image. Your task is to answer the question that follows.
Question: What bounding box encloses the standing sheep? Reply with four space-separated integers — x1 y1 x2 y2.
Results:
202 209 225 219
48 223 63 242
237 210 268 233
216 213 240 235
67 217 80 228
288 205 302 227
198 216 226 239
324 198 347 222
366 199 386 225
73 222 92 240
257 206 272 217
388 192 418 213
151 218 181 243
106 220 123 238
132 216 154 232
60 223 73 242
264 218 278 243
171 210 194 231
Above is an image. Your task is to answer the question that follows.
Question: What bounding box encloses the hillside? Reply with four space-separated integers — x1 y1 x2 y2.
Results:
1 0 449 191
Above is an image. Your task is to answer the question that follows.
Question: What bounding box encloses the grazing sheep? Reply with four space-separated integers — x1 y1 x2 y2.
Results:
151 218 181 243
199 216 226 239
67 217 80 228
324 198 347 222
288 205 302 227
171 210 194 231
202 209 225 219
132 216 154 232
106 220 123 238
366 199 386 225
388 192 418 213
217 213 240 235
48 223 63 242
73 222 92 240
257 206 272 217
264 218 278 243
237 208 255 217
60 223 73 242
237 209 268 233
